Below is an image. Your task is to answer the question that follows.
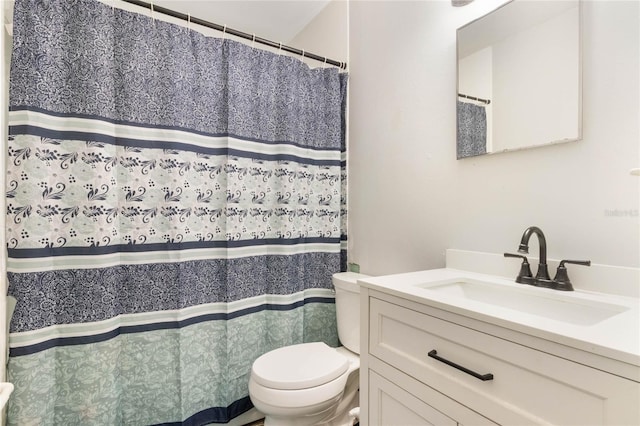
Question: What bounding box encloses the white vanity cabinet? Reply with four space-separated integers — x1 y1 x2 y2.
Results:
360 288 640 426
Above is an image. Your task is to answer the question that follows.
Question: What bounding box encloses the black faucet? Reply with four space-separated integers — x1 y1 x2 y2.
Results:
517 226 551 283
505 226 590 291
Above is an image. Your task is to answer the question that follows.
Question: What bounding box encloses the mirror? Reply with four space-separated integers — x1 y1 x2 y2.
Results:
456 0 581 159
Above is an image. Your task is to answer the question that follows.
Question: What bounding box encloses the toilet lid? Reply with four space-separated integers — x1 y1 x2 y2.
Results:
251 342 349 390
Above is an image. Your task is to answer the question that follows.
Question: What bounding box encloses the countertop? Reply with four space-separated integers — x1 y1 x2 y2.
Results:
358 268 640 370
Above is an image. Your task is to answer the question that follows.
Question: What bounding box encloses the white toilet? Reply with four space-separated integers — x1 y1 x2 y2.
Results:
249 272 369 426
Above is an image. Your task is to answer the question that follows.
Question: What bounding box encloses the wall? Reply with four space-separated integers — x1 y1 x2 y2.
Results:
289 0 348 66
348 0 639 277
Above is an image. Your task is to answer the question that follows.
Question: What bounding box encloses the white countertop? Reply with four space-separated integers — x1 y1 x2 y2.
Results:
359 268 640 369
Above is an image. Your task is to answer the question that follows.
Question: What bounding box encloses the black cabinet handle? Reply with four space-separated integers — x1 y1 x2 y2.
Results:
428 350 494 381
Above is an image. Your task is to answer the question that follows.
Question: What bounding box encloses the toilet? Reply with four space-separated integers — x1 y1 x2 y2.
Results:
249 272 369 426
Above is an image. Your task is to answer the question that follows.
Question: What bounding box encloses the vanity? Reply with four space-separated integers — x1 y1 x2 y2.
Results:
358 251 640 425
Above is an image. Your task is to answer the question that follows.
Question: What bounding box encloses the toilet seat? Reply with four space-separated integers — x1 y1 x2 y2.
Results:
252 342 348 390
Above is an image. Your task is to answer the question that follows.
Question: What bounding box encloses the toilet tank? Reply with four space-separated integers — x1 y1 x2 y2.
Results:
332 272 370 355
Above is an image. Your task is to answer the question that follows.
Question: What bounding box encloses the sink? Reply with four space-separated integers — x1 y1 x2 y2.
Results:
419 279 630 326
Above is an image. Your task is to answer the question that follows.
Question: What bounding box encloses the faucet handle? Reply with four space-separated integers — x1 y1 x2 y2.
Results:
553 260 591 291
504 253 533 284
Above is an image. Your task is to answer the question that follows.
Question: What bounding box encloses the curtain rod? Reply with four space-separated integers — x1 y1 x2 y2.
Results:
120 0 347 70
458 93 491 105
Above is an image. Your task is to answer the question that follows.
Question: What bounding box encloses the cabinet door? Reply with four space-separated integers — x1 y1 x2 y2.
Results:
369 371 456 426
368 358 498 426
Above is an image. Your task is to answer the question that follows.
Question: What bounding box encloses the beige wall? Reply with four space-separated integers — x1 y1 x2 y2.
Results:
290 0 348 67
348 0 639 276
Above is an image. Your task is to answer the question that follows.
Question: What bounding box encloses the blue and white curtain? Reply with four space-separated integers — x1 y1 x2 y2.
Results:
456 100 487 158
5 0 348 424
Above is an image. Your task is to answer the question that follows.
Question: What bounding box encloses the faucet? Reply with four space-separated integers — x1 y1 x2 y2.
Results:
504 226 591 291
517 226 551 282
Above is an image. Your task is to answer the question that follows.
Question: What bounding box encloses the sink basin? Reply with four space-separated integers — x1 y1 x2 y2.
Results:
420 279 629 326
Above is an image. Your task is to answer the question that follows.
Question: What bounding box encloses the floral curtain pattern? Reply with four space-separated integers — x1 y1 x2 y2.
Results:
456 100 487 158
6 0 348 424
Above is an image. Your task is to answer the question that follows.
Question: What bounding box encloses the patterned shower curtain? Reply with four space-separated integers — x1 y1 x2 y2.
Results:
5 0 347 424
456 100 487 158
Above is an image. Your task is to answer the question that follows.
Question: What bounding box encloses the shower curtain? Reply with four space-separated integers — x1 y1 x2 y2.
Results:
5 0 347 424
456 100 487 158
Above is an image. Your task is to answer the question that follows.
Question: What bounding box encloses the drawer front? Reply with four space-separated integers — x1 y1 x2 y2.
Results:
369 297 640 426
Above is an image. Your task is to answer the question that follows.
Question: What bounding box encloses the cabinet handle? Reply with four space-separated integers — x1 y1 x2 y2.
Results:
428 350 494 381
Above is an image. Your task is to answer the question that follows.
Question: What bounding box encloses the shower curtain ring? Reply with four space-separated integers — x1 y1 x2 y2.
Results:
278 42 283 54
150 1 155 21
222 24 227 40
187 13 191 30
252 33 256 48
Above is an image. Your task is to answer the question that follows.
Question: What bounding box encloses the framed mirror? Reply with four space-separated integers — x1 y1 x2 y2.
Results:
456 0 582 159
